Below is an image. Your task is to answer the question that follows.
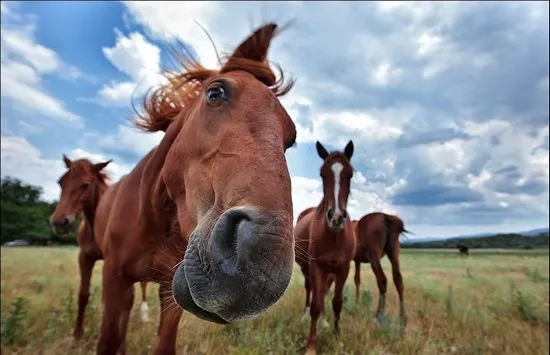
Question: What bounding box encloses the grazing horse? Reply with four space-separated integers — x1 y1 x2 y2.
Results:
295 140 356 355
456 243 469 257
93 23 297 355
49 156 150 342
352 212 409 328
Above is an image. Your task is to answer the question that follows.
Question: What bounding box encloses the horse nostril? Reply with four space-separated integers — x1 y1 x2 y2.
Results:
62 218 70 227
327 209 334 220
342 210 348 219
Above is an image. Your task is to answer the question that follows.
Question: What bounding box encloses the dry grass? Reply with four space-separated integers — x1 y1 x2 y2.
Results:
1 247 548 355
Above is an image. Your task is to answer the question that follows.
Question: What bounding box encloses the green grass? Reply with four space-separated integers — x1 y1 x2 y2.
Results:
1 247 549 354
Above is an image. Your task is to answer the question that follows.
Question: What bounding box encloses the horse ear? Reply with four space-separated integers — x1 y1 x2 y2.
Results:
344 140 354 160
63 154 72 169
92 160 112 173
316 141 329 160
221 23 278 71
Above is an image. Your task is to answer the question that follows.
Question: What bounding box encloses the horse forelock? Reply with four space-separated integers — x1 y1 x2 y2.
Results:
133 22 294 134
61 159 110 187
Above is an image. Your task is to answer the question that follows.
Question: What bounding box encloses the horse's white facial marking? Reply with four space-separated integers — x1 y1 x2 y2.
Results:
331 162 344 215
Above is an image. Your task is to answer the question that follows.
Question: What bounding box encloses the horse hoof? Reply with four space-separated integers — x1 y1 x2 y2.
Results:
375 314 387 327
72 332 83 343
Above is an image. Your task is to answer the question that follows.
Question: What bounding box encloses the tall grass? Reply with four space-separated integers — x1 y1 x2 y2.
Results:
1 247 548 354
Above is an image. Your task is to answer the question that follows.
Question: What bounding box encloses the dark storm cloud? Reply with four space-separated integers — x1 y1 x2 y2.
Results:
392 184 484 207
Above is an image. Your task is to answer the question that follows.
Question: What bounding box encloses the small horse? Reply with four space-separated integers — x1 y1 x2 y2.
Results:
457 243 469 257
352 212 409 328
93 23 298 355
49 156 150 342
295 140 356 355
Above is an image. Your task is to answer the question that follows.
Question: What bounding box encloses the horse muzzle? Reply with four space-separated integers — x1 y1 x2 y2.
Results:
172 206 294 323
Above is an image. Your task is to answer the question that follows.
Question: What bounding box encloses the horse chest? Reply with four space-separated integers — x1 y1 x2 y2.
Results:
315 249 349 271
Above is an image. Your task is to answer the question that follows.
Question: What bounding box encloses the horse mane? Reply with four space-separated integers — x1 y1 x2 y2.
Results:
96 170 110 187
134 23 294 133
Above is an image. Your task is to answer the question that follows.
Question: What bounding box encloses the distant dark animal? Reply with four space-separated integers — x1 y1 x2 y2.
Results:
351 212 410 329
457 243 469 256
294 140 356 355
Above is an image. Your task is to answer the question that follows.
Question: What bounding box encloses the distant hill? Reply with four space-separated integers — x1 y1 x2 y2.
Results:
401 231 549 250
402 227 550 245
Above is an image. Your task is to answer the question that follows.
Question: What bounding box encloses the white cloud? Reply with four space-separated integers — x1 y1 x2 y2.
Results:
121 1 224 69
103 30 160 81
0 136 133 202
1 28 60 74
371 63 403 86
416 31 442 57
96 81 138 107
94 29 165 107
290 176 323 223
0 4 87 126
99 124 164 157
0 60 84 125
294 109 404 147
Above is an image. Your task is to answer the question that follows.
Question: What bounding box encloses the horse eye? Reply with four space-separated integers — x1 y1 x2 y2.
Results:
80 183 89 189
206 86 226 104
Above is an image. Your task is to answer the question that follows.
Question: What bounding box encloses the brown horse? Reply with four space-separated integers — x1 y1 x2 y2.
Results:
49 156 151 341
352 212 409 329
295 140 356 355
92 23 297 355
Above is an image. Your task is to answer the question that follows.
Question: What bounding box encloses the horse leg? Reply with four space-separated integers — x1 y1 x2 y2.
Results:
73 252 96 341
354 260 361 302
326 274 334 297
139 281 150 322
154 283 182 355
305 275 311 312
96 263 133 355
332 266 349 336
305 267 323 355
388 245 407 330
369 257 387 326
320 275 332 328
116 283 135 355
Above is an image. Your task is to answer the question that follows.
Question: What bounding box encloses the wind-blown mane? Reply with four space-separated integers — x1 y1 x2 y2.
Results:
134 23 294 133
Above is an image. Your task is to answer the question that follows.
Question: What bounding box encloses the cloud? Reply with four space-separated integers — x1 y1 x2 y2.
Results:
0 2 547 237
88 29 166 108
98 124 164 158
0 3 88 127
0 135 133 202
392 184 484 206
0 60 84 126
117 1 549 233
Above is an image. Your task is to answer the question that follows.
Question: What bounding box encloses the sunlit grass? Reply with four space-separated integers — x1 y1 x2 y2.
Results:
1 247 548 354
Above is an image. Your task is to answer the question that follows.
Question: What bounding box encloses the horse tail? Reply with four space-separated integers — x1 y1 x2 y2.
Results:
384 214 412 242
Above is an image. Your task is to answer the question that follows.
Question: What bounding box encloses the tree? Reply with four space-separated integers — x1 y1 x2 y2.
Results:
1 177 77 245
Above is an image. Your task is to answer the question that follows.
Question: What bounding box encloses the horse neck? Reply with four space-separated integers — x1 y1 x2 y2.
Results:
82 177 107 228
137 120 183 227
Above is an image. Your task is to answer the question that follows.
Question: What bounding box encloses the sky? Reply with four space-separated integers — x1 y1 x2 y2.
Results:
1 1 548 239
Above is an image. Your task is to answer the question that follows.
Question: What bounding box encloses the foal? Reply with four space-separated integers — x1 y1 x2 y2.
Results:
49 156 150 341
295 140 356 355
352 212 409 328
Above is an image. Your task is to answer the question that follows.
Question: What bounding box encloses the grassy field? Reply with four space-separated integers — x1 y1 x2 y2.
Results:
1 247 548 355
